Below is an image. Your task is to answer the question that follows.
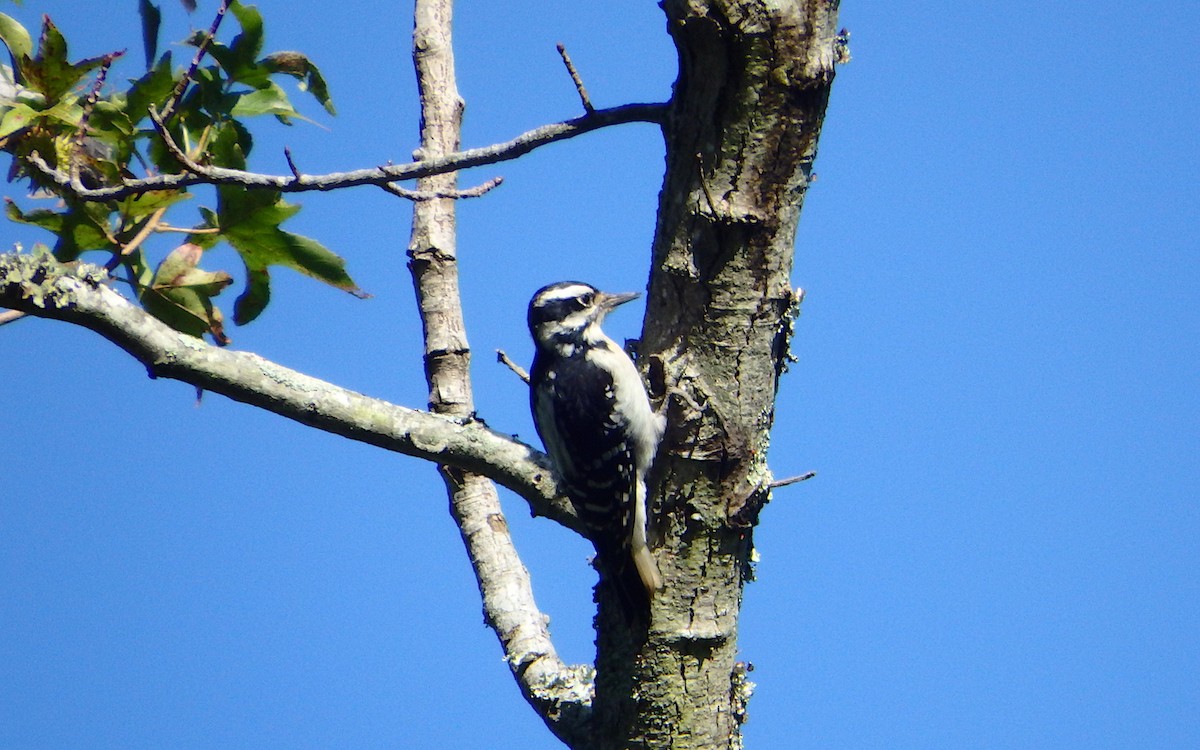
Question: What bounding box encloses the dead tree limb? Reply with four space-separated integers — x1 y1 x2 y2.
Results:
22 104 666 202
406 1 593 741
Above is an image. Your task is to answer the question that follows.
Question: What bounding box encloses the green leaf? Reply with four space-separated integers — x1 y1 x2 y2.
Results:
118 189 190 223
194 39 257 88
0 100 36 138
38 96 83 127
211 186 365 324
138 0 162 70
0 12 32 65
123 52 174 124
6 198 114 261
196 2 264 85
207 118 252 169
185 63 236 119
140 242 232 344
234 265 270 324
232 229 365 324
227 1 264 68
21 17 106 102
190 206 221 250
262 51 335 115
229 81 297 119
218 183 297 224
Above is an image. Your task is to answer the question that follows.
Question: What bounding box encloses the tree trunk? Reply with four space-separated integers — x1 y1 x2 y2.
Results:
0 1 842 745
587 2 842 748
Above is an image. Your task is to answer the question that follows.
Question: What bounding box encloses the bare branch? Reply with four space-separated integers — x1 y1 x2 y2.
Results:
379 175 503 201
159 0 231 122
283 147 302 180
496 349 531 385
105 205 168 271
768 471 816 489
23 103 666 202
0 251 576 527
148 104 200 169
0 309 26 325
556 43 594 113
73 51 124 187
409 0 592 740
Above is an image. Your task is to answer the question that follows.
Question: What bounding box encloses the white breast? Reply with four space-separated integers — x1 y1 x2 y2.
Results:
584 332 665 473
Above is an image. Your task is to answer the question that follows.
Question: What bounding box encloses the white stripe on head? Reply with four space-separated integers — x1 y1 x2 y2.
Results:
532 282 596 307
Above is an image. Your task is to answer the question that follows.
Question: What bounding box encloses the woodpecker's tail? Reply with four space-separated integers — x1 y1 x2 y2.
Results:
631 541 662 597
595 543 660 626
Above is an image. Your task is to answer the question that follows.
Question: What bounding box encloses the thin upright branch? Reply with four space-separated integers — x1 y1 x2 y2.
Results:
73 51 123 172
159 0 231 121
408 0 592 742
556 43 594 113
77 53 122 139
22 103 666 202
283 147 302 179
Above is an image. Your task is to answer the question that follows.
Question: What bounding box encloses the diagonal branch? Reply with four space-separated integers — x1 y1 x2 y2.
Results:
0 250 577 529
23 103 666 202
407 0 593 742
158 0 231 122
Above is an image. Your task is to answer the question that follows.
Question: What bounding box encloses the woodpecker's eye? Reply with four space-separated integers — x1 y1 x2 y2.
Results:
575 292 595 310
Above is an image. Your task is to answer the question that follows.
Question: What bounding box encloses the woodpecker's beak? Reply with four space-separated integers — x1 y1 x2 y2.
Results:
597 291 640 315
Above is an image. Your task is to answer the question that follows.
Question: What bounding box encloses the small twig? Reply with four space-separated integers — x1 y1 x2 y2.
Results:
147 105 203 172
160 0 231 122
74 51 123 162
768 471 817 489
63 51 125 191
380 176 504 201
106 205 169 271
78 53 123 134
556 43 594 113
283 147 302 180
0 309 27 326
496 349 530 385
157 223 221 235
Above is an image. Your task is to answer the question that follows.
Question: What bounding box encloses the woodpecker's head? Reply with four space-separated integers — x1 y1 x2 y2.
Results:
528 281 639 354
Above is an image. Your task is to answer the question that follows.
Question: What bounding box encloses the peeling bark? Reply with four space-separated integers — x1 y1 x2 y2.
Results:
616 1 841 748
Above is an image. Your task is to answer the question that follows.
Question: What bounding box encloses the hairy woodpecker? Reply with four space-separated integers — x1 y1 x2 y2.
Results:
527 281 665 616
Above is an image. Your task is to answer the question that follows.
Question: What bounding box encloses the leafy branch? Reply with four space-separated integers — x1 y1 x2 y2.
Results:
0 3 664 348
23 101 666 201
0 2 354 345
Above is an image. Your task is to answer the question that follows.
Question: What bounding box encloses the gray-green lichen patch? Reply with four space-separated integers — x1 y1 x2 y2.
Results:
0 250 107 311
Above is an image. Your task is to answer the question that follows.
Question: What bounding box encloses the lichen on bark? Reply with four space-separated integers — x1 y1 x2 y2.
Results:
607 1 842 747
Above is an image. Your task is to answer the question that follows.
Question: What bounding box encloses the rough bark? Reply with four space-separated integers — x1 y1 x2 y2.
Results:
407 2 593 745
607 1 841 748
1 0 842 746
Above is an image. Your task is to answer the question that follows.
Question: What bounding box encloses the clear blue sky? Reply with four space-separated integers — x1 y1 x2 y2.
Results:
2 1 1197 747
